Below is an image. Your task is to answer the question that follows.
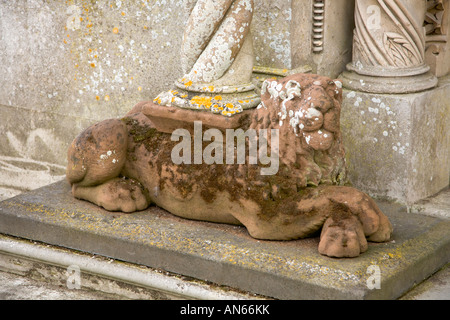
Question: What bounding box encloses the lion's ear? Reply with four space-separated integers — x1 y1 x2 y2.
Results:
261 79 281 101
329 79 343 98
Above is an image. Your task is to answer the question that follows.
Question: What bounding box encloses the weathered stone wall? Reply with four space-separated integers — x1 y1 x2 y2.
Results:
0 0 186 195
0 0 186 121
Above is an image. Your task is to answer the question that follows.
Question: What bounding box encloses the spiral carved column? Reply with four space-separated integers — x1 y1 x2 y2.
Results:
341 0 438 93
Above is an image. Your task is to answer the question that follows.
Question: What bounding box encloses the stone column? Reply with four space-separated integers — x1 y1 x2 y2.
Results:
341 0 438 93
154 0 260 117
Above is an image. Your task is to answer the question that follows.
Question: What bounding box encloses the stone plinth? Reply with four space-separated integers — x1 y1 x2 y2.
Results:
340 76 450 206
1 181 449 300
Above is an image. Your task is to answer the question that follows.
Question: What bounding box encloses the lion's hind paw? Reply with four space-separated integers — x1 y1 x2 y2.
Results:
73 177 150 213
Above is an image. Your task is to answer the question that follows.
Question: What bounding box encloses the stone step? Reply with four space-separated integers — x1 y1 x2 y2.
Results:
0 181 449 300
0 234 263 300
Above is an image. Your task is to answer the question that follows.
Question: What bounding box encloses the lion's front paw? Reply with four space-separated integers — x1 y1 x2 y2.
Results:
323 186 393 241
318 216 368 258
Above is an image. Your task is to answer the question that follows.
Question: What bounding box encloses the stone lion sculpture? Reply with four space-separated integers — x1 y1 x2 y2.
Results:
66 73 393 258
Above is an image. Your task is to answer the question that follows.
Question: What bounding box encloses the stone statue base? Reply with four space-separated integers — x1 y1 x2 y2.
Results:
153 82 260 117
0 180 449 299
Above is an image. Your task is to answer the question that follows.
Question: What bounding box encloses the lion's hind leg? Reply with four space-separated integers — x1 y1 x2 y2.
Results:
67 118 150 213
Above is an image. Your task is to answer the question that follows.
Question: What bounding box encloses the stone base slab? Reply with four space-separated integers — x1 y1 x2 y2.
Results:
0 181 449 300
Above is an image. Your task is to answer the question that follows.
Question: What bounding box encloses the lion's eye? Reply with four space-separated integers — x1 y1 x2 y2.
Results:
299 108 324 132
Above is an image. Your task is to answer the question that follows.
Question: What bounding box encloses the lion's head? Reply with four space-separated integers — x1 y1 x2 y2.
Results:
251 73 348 189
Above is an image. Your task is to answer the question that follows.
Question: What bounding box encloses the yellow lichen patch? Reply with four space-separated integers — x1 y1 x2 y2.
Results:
95 95 100 101
215 102 243 117
208 86 215 92
90 63 96 68
184 80 193 87
221 108 238 117
214 95 222 101
113 27 119 34
104 95 110 102
190 96 212 109
154 97 162 104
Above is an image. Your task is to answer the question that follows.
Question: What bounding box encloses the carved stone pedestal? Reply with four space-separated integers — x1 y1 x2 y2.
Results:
340 76 450 206
339 0 449 206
